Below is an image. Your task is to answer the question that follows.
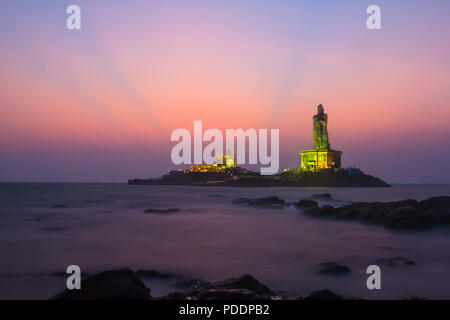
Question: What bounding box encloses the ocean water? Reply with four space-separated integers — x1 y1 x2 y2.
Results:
0 183 449 300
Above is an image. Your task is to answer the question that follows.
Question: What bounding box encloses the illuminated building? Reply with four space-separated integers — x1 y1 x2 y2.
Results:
188 152 236 173
300 105 342 172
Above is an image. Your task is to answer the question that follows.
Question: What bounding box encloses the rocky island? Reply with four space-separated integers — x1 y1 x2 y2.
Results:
129 105 390 187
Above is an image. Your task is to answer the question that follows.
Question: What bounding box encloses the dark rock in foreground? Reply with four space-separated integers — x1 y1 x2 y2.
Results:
156 274 358 300
157 274 278 300
143 208 180 214
317 262 352 275
51 268 151 300
136 269 202 289
193 288 265 300
50 268 434 300
302 289 343 301
51 269 351 300
195 274 275 296
302 196 450 230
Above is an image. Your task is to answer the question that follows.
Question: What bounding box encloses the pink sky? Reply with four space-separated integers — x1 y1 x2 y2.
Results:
1 1 449 182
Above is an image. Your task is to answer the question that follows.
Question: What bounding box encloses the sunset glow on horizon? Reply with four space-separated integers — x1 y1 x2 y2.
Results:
1 0 449 183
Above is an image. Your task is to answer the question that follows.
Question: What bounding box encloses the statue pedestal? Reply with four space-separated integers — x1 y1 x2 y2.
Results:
300 149 342 172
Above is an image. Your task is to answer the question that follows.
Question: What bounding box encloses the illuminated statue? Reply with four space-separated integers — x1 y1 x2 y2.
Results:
313 104 330 150
299 104 342 171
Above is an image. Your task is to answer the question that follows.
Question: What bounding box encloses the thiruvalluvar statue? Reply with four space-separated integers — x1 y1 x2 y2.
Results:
313 104 330 150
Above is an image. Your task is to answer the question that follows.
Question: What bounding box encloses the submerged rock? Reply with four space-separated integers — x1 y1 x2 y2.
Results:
50 268 151 300
233 196 287 209
317 262 351 275
143 208 180 214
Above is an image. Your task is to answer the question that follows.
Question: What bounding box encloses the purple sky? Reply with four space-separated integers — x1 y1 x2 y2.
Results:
1 0 449 183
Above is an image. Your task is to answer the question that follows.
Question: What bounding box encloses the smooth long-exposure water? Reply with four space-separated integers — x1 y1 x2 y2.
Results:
0 183 449 299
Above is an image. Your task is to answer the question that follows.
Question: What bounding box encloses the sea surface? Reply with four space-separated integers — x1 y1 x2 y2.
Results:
0 183 449 300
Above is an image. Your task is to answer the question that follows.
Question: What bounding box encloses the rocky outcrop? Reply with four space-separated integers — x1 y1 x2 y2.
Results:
233 195 450 230
301 196 450 230
157 274 278 300
50 268 151 300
